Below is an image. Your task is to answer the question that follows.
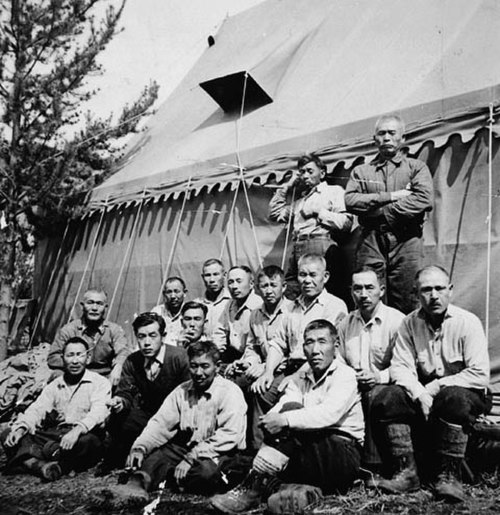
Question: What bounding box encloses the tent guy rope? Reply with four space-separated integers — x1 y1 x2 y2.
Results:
485 103 494 341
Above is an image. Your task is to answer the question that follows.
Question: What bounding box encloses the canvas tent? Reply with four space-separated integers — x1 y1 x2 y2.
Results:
35 0 500 396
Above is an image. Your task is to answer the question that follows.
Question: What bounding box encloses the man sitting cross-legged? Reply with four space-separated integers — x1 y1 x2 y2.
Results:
337 267 404 481
1 337 111 481
210 319 364 514
96 312 190 474
110 340 247 502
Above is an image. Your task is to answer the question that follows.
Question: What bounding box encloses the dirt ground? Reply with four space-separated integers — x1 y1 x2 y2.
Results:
2 460 500 515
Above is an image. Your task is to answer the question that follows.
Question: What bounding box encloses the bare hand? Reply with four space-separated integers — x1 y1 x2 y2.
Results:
245 363 265 381
259 412 288 435
425 379 441 397
251 372 274 395
5 427 26 447
126 448 145 470
391 189 412 201
60 426 84 451
418 392 433 420
109 365 123 387
174 460 192 484
107 396 125 413
355 369 380 391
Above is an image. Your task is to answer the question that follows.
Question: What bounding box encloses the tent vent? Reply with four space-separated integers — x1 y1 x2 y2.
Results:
200 71 273 113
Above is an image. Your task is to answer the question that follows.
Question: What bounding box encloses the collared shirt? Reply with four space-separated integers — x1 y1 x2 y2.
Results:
144 344 166 382
47 318 130 374
242 298 293 366
344 152 433 230
151 303 184 346
12 370 111 434
132 375 246 463
269 181 353 239
196 289 232 338
269 289 347 361
213 291 263 356
390 304 490 401
338 302 405 384
271 359 364 444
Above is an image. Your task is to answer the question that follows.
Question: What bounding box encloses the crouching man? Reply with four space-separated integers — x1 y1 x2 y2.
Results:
371 265 490 502
210 319 364 514
111 340 247 501
1 337 111 481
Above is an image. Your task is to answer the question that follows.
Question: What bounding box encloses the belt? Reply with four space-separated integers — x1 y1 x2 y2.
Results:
294 232 331 242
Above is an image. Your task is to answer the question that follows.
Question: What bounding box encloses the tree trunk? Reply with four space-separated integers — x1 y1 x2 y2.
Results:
0 233 16 361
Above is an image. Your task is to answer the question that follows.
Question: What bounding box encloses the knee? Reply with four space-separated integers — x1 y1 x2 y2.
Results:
432 386 476 426
371 385 407 420
192 459 218 482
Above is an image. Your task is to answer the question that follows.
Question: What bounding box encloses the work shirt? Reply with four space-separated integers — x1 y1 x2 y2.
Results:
132 375 246 463
269 289 347 361
269 181 353 239
151 303 184 346
213 291 263 357
344 152 433 232
196 289 231 338
390 304 490 401
12 370 111 434
48 319 130 375
271 358 364 444
338 302 405 384
242 298 293 366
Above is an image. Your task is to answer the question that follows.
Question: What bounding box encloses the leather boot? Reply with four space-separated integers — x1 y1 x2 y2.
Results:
377 423 420 494
23 458 62 481
433 419 468 503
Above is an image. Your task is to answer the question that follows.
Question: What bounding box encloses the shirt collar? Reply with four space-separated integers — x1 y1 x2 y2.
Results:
259 297 288 319
77 318 108 335
371 150 404 167
187 373 223 397
354 301 387 326
204 288 231 305
296 289 328 310
304 358 339 386
57 369 93 389
151 344 166 365
417 303 455 327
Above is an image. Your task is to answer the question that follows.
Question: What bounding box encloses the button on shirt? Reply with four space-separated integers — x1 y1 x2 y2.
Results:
151 303 184 346
344 152 433 230
271 359 364 444
132 375 247 463
242 298 293 366
338 302 405 384
12 370 111 434
269 182 353 239
390 304 490 401
213 291 263 355
196 289 231 338
47 319 130 374
269 290 347 361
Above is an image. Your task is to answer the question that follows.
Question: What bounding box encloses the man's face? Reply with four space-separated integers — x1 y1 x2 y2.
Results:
297 161 324 190
256 274 285 307
227 269 252 301
189 353 219 391
417 269 453 318
298 260 329 299
136 322 163 359
303 327 337 377
201 264 225 294
163 280 186 310
182 308 206 342
373 118 404 158
63 342 89 377
351 271 384 315
81 291 107 324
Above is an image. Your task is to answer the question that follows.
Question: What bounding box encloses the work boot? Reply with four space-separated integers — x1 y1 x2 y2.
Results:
23 458 62 481
376 423 420 494
210 469 280 514
433 419 468 503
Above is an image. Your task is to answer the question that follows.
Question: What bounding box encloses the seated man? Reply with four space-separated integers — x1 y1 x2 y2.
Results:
112 340 247 501
226 265 291 449
48 289 130 386
371 265 490 502
97 312 190 473
197 259 231 339
1 337 111 481
176 301 209 348
338 267 404 478
213 265 262 365
210 319 364 514
252 253 347 395
151 276 187 346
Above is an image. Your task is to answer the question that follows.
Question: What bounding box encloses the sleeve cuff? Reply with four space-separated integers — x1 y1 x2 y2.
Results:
378 192 392 203
379 369 390 384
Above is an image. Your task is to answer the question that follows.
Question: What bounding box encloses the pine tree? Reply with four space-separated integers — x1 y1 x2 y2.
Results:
0 0 158 359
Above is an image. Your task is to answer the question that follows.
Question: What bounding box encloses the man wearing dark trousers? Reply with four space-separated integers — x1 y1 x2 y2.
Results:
371 265 490 502
97 312 190 474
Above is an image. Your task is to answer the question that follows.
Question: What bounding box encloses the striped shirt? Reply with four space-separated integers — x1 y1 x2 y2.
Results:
132 375 246 463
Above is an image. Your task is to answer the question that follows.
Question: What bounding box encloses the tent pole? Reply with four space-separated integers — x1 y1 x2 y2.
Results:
486 104 494 342
219 181 240 264
68 196 109 323
156 178 192 306
281 185 296 270
108 189 147 321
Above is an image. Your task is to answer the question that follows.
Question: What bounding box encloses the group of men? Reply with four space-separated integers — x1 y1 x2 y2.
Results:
0 115 493 513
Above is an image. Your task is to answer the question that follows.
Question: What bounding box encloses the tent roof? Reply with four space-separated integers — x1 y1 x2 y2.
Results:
90 0 500 209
